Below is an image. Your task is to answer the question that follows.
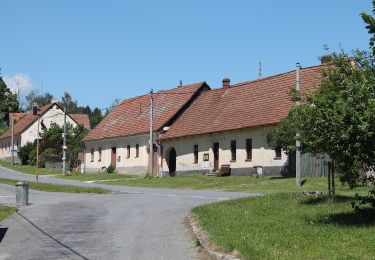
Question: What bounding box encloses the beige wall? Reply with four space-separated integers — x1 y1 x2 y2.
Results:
84 134 149 175
160 127 287 176
0 135 21 159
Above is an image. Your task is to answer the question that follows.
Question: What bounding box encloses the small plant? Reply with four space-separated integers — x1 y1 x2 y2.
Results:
144 171 152 180
106 164 116 173
195 239 201 247
352 175 375 210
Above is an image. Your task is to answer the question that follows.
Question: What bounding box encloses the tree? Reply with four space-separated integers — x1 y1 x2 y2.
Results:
361 0 375 55
25 90 54 111
90 107 103 128
58 91 79 113
0 75 19 126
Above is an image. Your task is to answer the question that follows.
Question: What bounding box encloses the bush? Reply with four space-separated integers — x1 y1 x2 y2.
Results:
17 142 35 165
107 164 115 173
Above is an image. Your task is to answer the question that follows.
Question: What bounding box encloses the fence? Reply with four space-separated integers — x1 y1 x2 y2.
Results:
301 153 329 177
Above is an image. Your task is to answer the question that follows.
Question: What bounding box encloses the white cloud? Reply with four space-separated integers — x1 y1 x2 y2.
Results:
3 73 34 95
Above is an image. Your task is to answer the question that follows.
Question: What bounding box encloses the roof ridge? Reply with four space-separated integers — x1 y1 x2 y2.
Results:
230 64 323 88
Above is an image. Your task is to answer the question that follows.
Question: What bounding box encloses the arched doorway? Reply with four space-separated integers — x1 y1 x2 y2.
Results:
168 148 176 176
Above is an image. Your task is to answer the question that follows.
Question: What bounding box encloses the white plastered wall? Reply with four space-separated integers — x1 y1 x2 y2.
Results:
160 127 287 174
84 134 149 172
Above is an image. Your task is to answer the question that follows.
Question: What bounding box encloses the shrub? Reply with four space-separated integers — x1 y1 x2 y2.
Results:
17 142 35 165
107 164 115 173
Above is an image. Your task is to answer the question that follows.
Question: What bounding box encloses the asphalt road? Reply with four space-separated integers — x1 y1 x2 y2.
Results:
0 167 257 260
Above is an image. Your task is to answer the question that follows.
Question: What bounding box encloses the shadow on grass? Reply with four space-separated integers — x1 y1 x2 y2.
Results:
301 195 355 205
315 208 375 226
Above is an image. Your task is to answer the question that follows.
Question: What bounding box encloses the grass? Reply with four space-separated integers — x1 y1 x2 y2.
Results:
0 178 110 194
57 173 369 195
0 160 62 175
0 205 16 222
192 192 375 259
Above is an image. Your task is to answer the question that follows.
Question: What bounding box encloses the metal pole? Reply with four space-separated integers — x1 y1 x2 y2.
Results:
36 114 40 183
149 89 154 178
296 62 302 187
62 105 67 176
11 110 14 166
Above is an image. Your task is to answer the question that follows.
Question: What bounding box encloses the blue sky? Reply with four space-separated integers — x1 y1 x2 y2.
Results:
0 0 372 109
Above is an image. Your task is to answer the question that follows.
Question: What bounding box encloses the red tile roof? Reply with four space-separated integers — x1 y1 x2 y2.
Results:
159 65 322 140
70 114 91 130
0 103 91 140
83 82 208 142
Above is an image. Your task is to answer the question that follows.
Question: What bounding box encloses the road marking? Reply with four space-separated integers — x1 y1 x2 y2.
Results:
0 195 15 198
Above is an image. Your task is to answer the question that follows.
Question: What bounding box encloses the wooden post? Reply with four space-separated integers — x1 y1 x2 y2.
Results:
327 161 331 195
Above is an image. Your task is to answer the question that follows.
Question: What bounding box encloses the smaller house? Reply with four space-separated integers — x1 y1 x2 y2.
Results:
82 82 210 175
0 102 91 161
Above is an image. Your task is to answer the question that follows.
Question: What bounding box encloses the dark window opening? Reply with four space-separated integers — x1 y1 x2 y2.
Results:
194 144 198 163
135 144 139 158
275 147 282 159
127 145 130 158
246 139 252 160
230 140 236 161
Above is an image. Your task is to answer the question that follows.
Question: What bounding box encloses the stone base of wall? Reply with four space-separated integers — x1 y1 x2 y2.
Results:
85 166 147 176
162 166 285 177
0 156 21 164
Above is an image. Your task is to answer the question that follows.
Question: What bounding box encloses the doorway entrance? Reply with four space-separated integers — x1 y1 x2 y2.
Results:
213 142 219 171
168 148 176 176
111 147 117 167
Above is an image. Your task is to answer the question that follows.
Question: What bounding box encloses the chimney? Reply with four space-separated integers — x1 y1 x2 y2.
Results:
222 78 230 88
179 80 183 87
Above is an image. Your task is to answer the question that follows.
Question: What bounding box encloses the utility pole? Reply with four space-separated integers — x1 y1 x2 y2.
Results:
62 105 67 176
149 89 154 178
10 109 14 166
295 63 302 187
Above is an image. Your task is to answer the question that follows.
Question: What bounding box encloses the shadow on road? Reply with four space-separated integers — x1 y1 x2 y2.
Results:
15 212 89 260
0 227 8 243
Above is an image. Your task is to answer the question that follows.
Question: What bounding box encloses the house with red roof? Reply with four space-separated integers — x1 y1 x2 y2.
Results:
159 65 322 176
0 102 91 161
82 82 210 175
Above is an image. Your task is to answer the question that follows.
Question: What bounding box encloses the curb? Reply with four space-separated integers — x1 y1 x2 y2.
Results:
187 213 240 260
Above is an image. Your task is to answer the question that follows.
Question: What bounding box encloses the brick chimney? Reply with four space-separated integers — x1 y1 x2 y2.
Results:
222 78 230 88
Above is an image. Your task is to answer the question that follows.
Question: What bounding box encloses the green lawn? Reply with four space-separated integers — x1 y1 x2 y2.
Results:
57 173 369 195
0 160 62 175
193 192 375 259
0 205 16 222
0 178 110 194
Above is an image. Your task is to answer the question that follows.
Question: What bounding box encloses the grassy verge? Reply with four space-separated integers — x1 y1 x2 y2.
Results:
57 173 369 195
0 160 62 175
0 205 16 222
193 192 375 259
0 178 110 194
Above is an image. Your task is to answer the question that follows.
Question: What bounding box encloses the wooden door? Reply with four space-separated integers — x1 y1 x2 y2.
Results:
213 142 219 171
111 147 116 167
153 145 158 176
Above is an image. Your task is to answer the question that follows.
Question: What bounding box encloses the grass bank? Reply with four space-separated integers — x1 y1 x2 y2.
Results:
0 178 110 194
0 160 62 175
193 192 375 259
57 173 369 195
0 205 16 222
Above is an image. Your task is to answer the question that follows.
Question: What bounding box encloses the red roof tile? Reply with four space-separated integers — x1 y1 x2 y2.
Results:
159 65 322 140
70 114 91 130
83 82 208 142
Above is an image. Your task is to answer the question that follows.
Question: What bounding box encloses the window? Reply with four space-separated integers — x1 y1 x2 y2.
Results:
275 147 282 159
127 145 130 158
90 148 94 162
230 140 236 161
203 153 209 161
135 144 139 158
16 139 19 147
246 139 252 160
98 148 102 162
193 145 198 163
